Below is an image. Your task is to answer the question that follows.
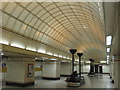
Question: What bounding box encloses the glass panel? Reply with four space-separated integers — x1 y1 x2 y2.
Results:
59 5 70 10
55 14 64 20
34 31 40 40
56 2 68 6
50 21 58 28
13 21 22 32
54 34 62 40
37 32 44 41
41 12 50 20
2 2 8 9
50 31 56 37
19 10 29 21
24 13 34 25
32 5 42 15
41 34 47 42
41 24 48 32
53 23 61 30
44 36 49 44
30 17 38 27
12 6 24 18
2 13 9 26
6 17 15 29
19 24 27 35
24 26 32 37
19 2 30 7
52 11 62 17
26 3 38 11
44 27 52 34
49 8 59 14
45 3 57 11
44 15 53 23
38 22 46 31
4 2 17 13
53 33 59 39
34 20 42 29
48 18 56 25
38 9 47 18
29 29 36 39
47 29 54 36
47 37 53 45
41 2 52 8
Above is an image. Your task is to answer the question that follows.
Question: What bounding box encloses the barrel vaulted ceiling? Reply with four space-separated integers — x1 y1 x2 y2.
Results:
1 2 106 61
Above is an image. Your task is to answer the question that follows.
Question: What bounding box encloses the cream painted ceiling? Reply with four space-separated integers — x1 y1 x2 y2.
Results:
2 2 106 60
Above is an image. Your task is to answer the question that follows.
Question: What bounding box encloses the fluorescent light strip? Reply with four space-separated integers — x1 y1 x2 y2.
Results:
100 61 106 63
86 61 90 63
106 35 112 45
112 56 114 60
107 55 110 58
107 55 110 60
47 52 52 55
0 40 9 45
107 60 109 64
38 49 46 54
59 55 62 58
63 56 66 59
54 54 58 56
50 58 57 60
11 43 25 49
67 57 70 59
1 53 4 55
107 48 110 52
26 47 36 52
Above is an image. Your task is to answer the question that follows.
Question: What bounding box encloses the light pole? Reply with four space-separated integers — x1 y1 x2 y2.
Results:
77 53 83 80
69 49 77 72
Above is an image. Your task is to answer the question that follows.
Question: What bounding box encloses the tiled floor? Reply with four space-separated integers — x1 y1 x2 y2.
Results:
2 74 115 88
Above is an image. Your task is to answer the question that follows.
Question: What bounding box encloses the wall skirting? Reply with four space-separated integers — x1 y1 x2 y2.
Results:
42 77 60 80
6 82 34 87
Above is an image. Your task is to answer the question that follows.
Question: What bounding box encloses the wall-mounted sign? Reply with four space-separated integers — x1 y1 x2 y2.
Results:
27 64 34 77
2 63 6 68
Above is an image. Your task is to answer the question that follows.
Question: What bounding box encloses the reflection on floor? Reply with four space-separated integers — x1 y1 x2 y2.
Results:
2 74 115 88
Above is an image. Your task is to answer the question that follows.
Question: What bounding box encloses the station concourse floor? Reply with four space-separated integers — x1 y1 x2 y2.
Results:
2 74 115 88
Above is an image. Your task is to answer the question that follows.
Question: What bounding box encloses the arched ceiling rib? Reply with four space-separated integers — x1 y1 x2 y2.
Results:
2 2 106 60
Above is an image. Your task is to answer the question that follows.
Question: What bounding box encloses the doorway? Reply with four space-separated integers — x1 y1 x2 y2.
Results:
99 65 103 73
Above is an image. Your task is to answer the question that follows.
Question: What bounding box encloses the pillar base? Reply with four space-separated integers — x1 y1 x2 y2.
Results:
6 82 34 87
111 80 114 83
60 75 70 77
42 77 60 80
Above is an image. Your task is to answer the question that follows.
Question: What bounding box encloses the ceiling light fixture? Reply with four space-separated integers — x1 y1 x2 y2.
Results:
106 35 112 45
107 48 110 52
1 52 4 55
26 47 36 52
37 49 46 54
100 61 106 63
50 58 57 60
11 43 25 49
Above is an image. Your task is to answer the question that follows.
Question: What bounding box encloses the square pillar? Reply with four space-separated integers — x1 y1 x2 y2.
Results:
42 61 60 80
6 58 35 87
60 62 72 76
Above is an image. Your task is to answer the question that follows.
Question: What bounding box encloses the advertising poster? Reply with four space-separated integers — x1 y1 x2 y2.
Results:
27 64 34 77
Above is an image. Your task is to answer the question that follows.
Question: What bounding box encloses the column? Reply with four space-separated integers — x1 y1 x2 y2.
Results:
1 56 8 81
60 62 72 76
118 57 120 89
42 60 60 80
114 56 119 88
35 61 43 78
109 61 114 82
76 64 83 74
6 58 35 87
118 2 120 89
